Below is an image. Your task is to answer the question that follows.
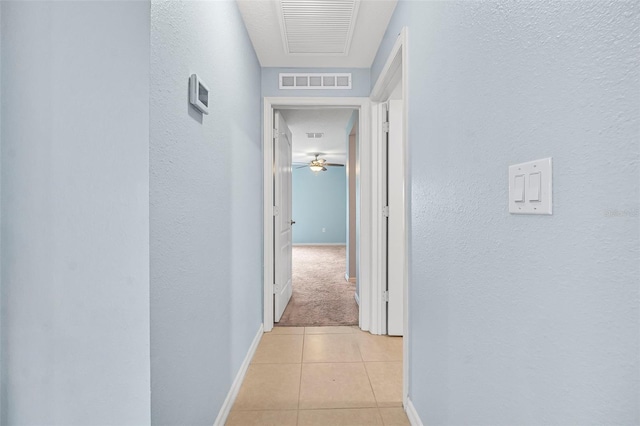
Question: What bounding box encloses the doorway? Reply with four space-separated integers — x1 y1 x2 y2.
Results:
261 25 409 420
263 98 373 333
369 27 409 405
275 108 359 327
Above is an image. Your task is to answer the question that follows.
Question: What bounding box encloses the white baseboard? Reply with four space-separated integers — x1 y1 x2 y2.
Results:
345 273 357 283
293 243 346 246
213 324 264 426
405 397 423 426
354 292 360 306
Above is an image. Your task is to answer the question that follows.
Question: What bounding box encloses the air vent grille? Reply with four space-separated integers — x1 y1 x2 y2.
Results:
278 0 360 55
279 73 352 90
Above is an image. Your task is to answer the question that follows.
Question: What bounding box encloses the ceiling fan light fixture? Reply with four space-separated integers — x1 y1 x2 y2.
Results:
310 164 324 172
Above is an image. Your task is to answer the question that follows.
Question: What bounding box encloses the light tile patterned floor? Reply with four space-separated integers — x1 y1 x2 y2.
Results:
227 326 409 426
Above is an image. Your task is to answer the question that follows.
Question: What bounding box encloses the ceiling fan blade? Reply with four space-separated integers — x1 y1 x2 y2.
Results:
324 163 344 167
294 165 309 169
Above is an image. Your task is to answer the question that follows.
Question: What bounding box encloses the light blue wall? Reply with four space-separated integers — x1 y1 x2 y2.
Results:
293 167 347 244
263 67 370 97
150 1 263 424
0 4 3 422
345 111 359 294
374 1 639 424
1 1 151 424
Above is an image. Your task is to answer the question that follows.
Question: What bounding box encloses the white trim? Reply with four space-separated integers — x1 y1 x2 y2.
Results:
213 324 264 426
405 398 424 426
264 97 371 333
345 273 357 283
369 102 386 335
354 291 360 306
293 243 346 246
401 27 410 408
370 29 404 102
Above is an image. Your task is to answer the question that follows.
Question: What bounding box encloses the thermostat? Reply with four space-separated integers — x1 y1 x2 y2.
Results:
189 74 209 115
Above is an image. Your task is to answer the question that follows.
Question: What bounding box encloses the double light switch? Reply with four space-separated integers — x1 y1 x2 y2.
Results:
509 158 552 214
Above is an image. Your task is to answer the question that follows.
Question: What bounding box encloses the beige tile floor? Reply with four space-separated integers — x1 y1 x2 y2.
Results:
227 326 409 426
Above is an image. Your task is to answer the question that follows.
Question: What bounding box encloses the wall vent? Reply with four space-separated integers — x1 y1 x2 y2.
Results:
277 0 361 55
279 73 352 90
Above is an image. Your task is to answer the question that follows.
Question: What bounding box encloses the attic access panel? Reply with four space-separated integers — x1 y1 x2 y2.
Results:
278 0 361 55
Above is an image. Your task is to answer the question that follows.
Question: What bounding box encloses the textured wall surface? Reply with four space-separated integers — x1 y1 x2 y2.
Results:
150 1 262 424
293 167 347 244
1 1 151 424
0 4 3 421
262 67 371 97
374 1 639 424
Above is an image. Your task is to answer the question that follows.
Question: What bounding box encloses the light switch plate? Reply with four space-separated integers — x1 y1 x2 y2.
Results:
509 158 552 215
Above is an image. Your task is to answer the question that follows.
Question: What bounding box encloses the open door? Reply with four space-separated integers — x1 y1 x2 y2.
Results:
386 100 404 336
274 111 293 322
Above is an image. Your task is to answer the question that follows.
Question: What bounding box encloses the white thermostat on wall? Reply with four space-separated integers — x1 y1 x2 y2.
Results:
189 74 209 115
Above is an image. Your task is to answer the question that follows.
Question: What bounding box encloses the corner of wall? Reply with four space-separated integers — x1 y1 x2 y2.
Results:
0 1 3 422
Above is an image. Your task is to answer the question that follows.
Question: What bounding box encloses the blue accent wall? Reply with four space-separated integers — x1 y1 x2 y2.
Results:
293 166 347 244
262 67 370 98
373 1 639 424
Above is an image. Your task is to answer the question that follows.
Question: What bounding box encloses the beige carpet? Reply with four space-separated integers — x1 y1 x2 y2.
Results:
277 245 358 327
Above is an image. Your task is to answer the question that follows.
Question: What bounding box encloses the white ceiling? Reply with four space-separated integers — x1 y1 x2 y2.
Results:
236 0 398 68
279 108 356 165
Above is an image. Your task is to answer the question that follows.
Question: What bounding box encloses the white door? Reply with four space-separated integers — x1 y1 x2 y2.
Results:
274 111 293 322
387 100 405 336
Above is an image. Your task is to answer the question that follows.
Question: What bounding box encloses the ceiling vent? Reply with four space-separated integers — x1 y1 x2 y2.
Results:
279 73 352 90
306 132 324 138
277 0 361 55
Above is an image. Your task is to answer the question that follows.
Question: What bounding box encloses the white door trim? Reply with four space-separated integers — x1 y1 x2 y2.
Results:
263 97 372 333
370 27 410 406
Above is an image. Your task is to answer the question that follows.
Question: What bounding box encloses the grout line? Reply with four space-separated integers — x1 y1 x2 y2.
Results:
231 408 298 412
298 407 380 411
362 360 381 408
297 331 306 413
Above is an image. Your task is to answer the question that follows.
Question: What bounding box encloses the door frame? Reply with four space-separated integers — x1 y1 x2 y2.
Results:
370 27 409 406
263 97 372 333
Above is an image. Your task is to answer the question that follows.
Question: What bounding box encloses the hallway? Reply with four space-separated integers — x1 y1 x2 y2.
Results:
1 0 637 424
227 326 407 425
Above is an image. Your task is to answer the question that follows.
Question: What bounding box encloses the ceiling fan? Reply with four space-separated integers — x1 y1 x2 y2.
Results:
295 154 344 172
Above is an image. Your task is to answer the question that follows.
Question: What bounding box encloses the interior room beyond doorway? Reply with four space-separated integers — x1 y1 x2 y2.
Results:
275 108 359 328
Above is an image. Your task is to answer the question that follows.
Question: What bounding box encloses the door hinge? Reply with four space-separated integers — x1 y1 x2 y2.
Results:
273 128 278 140
273 283 279 294
382 122 390 133
383 290 389 302
273 206 280 216
382 206 389 217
